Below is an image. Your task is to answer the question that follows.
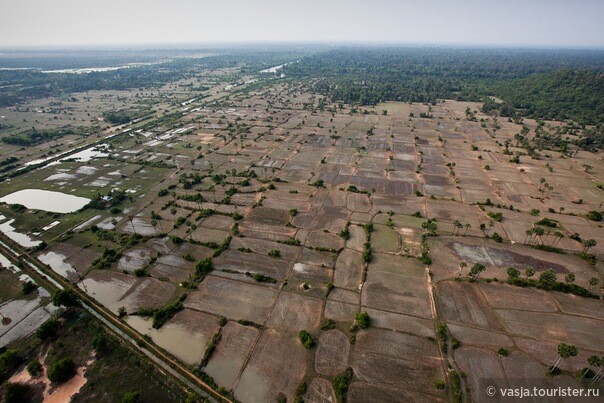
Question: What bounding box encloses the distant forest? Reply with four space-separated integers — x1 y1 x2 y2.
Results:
282 48 604 125
1 47 602 126
0 49 308 108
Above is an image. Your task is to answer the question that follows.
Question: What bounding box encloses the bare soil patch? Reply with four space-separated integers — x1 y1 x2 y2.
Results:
314 330 350 376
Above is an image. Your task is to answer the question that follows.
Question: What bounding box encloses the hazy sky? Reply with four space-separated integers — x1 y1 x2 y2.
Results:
2 0 603 48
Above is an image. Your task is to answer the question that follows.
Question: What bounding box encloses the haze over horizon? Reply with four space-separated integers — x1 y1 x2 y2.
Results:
2 0 604 49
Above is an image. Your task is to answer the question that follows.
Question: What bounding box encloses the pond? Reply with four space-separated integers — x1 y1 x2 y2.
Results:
0 189 90 213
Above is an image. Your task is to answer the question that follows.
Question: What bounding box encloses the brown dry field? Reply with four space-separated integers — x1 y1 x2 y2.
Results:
1 80 603 402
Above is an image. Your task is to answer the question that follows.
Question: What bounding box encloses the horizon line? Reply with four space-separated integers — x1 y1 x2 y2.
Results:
1 40 604 52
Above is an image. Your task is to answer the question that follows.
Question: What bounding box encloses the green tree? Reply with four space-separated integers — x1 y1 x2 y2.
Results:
463 223 471 235
298 330 316 349
458 261 467 277
588 277 599 289
564 273 575 284
52 289 78 307
452 220 462 235
539 269 557 290
268 249 281 258
92 333 108 354
524 228 534 244
591 356 604 382
36 319 59 340
582 355 602 379
551 343 578 373
27 360 43 376
194 258 213 276
422 220 438 236
582 239 597 253
507 267 520 280
469 263 486 281
332 368 354 403
355 312 371 329
0 349 22 370
48 357 76 383
3 383 31 403
21 281 37 295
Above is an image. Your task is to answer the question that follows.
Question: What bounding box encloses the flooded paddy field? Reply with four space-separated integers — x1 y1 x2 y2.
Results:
0 261 56 348
0 80 602 402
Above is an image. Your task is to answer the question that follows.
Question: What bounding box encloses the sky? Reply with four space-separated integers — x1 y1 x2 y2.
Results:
1 0 603 49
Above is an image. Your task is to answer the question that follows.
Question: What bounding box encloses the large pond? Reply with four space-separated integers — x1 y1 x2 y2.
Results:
0 189 90 213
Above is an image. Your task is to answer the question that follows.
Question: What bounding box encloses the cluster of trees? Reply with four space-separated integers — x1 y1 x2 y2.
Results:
505 266 597 298
577 124 604 151
103 111 133 125
102 107 152 125
283 47 604 125
1 128 75 146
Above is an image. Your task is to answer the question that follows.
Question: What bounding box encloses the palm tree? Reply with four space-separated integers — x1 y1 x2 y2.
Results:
128 215 137 235
209 185 216 203
551 343 578 373
190 224 197 241
507 267 521 279
592 357 604 383
452 220 461 235
458 261 467 277
524 228 533 245
552 231 564 246
582 355 602 379
589 277 599 289
546 184 553 198
533 227 545 244
464 223 471 236
469 263 486 281
456 220 463 235
582 239 597 254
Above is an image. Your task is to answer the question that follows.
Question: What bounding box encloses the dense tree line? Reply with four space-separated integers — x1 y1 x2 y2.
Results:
480 69 604 124
283 47 604 125
0 67 186 108
103 111 133 125
1 128 76 146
